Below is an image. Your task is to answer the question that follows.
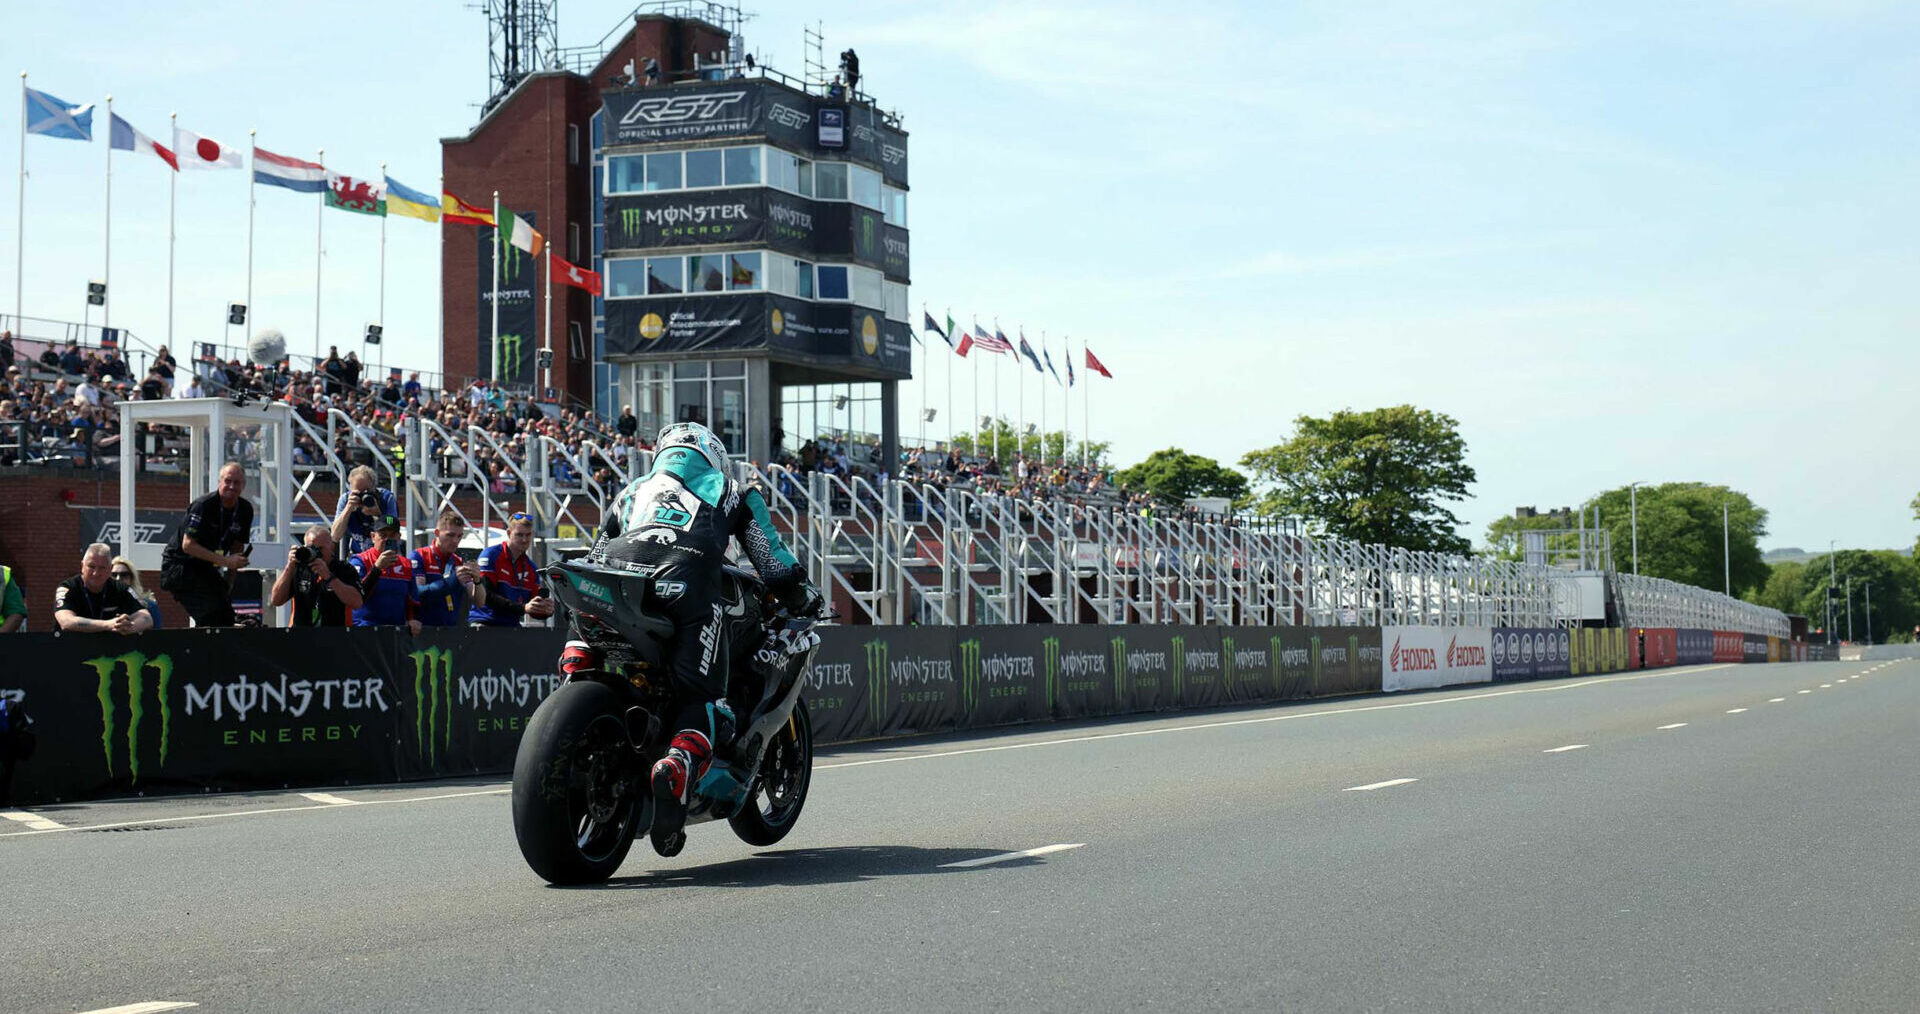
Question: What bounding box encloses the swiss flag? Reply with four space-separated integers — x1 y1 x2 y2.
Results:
547 251 602 296
1084 347 1113 378
173 126 241 169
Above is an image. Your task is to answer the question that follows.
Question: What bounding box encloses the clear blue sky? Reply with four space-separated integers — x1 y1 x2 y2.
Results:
7 1 1917 553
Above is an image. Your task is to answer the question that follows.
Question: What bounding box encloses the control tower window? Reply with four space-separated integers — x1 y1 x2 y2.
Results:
816 265 850 301
605 258 648 298
689 254 728 293
608 154 644 194
724 146 761 186
646 257 685 295
645 152 682 192
768 150 812 197
685 148 723 189
884 186 908 227
728 252 762 291
816 163 849 201
850 166 882 211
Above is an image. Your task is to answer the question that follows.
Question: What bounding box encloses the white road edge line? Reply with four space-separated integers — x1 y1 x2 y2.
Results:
940 843 1085 868
0 788 509 838
1344 778 1419 792
0 809 66 831
1544 744 1589 753
73 1003 198 1014
298 792 356 806
1657 723 1688 730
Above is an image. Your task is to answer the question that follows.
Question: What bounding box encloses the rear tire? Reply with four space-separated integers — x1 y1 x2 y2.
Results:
729 697 813 847
512 680 646 884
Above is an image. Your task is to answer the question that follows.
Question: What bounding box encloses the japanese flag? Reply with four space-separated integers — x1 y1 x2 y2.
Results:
173 126 241 169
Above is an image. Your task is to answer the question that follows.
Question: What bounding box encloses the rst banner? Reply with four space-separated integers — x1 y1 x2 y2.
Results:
3 627 565 804
1382 625 1491 691
602 82 908 187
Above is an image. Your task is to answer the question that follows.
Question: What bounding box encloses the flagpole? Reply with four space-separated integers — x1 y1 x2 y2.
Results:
1039 329 1047 464
378 161 387 380
314 148 324 365
1081 341 1090 469
917 320 926 453
992 346 1001 463
167 112 176 350
15 72 25 324
244 129 254 348
102 95 113 333
490 190 500 385
542 229 552 401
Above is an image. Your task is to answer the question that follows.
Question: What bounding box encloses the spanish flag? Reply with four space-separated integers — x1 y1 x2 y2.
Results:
442 191 494 227
384 176 441 223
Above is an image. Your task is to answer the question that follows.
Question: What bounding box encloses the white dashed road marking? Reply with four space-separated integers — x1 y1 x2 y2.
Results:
1344 778 1419 792
1798 690 1812 694
1769 698 1785 702
1820 684 1832 688
1544 744 1589 753
940 843 1086 868
0 809 65 831
1657 723 1688 730
298 793 357 806
73 1003 198 1014
1727 708 1748 714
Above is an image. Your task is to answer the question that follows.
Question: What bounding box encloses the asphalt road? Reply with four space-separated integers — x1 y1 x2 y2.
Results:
6 658 1918 1014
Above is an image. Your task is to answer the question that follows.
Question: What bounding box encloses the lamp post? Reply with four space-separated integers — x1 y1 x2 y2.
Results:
1828 540 1838 645
1722 502 1730 595
1846 575 1853 643
1863 581 1873 646
1628 481 1646 575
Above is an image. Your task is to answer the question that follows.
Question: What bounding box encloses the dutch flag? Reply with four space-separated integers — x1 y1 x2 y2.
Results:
253 145 327 194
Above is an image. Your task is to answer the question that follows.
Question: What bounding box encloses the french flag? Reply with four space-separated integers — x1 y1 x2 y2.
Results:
110 113 178 171
253 146 327 194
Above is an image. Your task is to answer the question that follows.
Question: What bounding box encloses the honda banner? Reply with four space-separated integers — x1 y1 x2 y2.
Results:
1381 625 1491 692
1640 628 1678 669
1713 631 1745 664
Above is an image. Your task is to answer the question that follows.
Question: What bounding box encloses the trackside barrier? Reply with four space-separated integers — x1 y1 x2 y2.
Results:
0 627 1816 806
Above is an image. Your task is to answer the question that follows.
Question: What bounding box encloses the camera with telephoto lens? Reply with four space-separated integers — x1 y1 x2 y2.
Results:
292 545 313 566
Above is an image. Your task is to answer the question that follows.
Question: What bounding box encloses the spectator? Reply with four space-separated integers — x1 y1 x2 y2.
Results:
343 351 363 390
38 344 59 370
411 510 484 627
0 560 24 633
268 525 362 627
469 512 552 627
0 330 12 373
153 345 177 388
110 555 162 629
403 371 422 403
827 75 846 100
617 406 638 438
138 369 166 402
321 346 347 395
54 544 153 635
158 461 254 627
349 514 418 632
97 349 126 381
174 372 205 400
59 342 84 375
379 373 402 407
331 464 399 559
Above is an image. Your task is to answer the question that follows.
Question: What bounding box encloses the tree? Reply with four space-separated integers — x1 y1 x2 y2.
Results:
942 418 1108 469
1747 560 1809 615
1484 511 1579 561
1113 448 1249 505
1241 405 1475 554
1588 483 1768 597
1791 551 1919 644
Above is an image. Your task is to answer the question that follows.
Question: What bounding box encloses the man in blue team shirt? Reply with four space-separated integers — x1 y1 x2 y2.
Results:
411 509 484 627
468 512 553 627
331 465 400 560
349 515 419 633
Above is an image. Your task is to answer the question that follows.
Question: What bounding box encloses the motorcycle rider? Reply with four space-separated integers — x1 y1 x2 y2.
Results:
575 421 819 849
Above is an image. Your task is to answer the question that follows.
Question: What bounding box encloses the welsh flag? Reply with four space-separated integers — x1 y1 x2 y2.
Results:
326 173 386 216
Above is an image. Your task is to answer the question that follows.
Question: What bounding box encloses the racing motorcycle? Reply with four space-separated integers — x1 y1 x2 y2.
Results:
511 558 822 885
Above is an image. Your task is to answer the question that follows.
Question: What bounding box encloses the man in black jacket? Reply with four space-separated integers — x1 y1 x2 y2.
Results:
159 461 255 627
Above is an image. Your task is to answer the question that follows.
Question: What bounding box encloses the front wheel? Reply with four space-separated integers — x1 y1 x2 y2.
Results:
729 697 813 846
512 680 648 884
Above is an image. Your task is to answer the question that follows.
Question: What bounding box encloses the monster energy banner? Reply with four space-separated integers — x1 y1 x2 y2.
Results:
478 217 539 386
3 627 564 804
602 81 909 187
602 192 907 282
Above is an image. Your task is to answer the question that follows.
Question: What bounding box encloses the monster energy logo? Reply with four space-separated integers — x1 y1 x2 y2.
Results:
865 639 889 723
1272 635 1286 686
1042 637 1059 712
1222 636 1236 692
1170 635 1186 700
410 647 455 766
1110 636 1127 699
497 227 529 282
959 639 981 715
87 652 174 783
621 207 644 235
497 333 526 378
859 214 877 253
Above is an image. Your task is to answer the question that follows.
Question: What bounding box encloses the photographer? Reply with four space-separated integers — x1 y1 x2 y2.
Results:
410 510 483 628
55 544 153 635
159 461 254 627
349 514 419 634
331 465 399 559
269 525 363 627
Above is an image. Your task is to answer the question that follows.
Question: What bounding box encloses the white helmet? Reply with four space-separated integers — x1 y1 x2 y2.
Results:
656 421 730 475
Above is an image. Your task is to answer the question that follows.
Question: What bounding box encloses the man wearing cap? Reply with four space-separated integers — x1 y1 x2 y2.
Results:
332 465 400 560
348 514 419 632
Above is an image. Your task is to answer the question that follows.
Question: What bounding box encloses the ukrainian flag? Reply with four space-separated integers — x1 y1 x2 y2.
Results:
384 176 442 223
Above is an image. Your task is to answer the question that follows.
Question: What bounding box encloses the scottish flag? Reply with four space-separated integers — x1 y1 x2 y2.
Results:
24 86 93 140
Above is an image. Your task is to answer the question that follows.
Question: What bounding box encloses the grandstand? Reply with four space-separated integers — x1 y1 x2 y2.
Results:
0 312 1786 637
